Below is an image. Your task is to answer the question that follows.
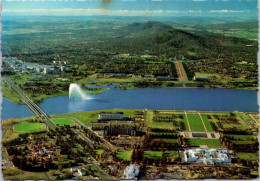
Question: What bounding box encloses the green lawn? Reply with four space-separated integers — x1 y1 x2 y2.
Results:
51 118 74 126
13 122 46 133
164 151 179 159
116 150 133 161
143 150 179 159
186 138 223 148
153 138 179 143
144 151 162 159
187 114 205 132
180 115 190 131
201 115 214 132
236 152 259 161
55 109 140 126
4 172 46 180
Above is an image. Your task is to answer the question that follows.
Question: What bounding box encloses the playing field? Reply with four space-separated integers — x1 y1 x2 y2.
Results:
187 114 205 132
13 122 46 133
51 118 74 126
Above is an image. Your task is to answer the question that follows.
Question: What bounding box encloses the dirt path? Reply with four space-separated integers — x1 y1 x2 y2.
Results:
176 61 185 82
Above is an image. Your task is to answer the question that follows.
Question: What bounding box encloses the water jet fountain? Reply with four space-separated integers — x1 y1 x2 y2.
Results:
69 83 90 100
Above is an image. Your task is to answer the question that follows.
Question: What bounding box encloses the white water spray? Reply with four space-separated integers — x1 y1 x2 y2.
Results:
69 83 90 100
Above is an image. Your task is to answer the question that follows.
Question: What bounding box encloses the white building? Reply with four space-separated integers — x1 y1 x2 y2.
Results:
77 168 87 176
183 149 231 164
124 164 140 180
98 112 125 120
60 66 67 71
43 68 51 74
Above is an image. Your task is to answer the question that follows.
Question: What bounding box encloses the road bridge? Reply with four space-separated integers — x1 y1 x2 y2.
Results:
4 78 56 129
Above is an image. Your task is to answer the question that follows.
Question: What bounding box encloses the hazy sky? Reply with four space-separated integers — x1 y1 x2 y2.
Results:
2 0 258 17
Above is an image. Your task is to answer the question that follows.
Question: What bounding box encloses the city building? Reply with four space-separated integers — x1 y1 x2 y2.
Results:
103 126 139 136
98 112 125 121
183 149 232 164
124 164 140 180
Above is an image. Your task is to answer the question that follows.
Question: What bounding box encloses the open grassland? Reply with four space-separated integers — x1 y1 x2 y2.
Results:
187 114 205 132
13 122 46 133
53 109 141 126
186 138 223 148
201 115 214 132
51 118 74 126
116 150 133 161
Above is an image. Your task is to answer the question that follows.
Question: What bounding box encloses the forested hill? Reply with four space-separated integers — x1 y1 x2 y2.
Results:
104 21 257 62
120 21 174 37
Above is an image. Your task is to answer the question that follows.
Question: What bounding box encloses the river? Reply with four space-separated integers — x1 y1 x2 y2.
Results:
1 87 258 120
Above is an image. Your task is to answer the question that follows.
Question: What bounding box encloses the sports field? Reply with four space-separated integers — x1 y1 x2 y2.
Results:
51 118 74 126
13 122 46 133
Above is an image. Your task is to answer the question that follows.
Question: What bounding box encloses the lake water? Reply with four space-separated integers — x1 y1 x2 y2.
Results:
1 87 258 120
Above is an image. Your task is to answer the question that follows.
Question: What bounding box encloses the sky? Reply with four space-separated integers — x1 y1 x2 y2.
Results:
1 0 258 17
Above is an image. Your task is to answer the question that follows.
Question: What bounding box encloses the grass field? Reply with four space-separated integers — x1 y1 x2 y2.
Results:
180 115 190 131
54 109 140 126
235 152 259 161
186 138 223 148
51 118 74 126
144 151 162 159
13 122 46 133
201 115 214 132
3 171 46 180
187 114 205 132
116 150 133 161
144 151 179 159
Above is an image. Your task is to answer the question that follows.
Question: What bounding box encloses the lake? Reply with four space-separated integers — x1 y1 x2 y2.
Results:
1 87 258 120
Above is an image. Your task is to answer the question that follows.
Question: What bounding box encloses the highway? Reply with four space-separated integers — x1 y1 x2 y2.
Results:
4 78 56 130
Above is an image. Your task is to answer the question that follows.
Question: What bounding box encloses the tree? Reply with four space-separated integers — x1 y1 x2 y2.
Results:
58 164 63 172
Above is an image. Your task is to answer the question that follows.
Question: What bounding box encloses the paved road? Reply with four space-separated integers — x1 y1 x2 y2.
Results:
176 61 186 82
5 78 56 130
53 116 118 151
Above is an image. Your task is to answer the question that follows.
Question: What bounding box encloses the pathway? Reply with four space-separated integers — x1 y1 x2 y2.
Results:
198 112 207 132
249 114 259 126
184 111 191 131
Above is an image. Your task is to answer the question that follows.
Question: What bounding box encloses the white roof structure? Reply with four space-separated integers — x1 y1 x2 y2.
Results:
124 164 140 179
184 149 231 164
